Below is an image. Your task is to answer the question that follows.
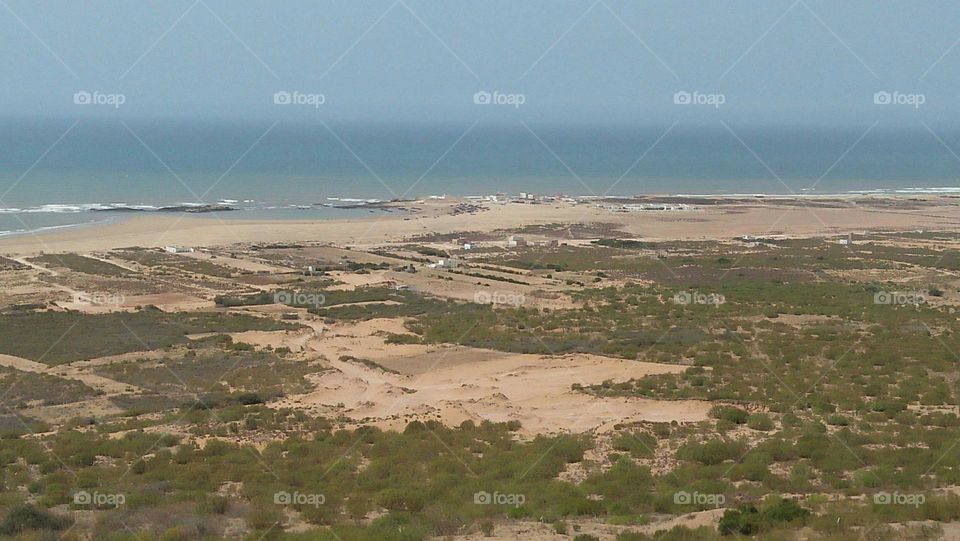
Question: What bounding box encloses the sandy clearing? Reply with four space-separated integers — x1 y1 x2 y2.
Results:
252 317 709 435
22 396 125 423
56 293 212 313
278 344 709 435
326 270 392 290
228 329 317 352
386 268 576 309
0 354 49 373
0 353 140 396
176 251 288 273
0 353 134 423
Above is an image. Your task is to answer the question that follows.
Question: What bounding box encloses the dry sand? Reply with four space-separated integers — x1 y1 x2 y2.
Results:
271 318 710 435
3 197 960 255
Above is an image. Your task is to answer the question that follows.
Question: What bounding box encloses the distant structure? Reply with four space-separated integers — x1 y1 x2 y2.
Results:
506 235 527 248
463 243 473 251
435 258 460 269
164 246 194 253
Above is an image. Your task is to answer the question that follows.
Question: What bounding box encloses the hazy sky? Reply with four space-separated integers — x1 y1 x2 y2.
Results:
2 0 960 125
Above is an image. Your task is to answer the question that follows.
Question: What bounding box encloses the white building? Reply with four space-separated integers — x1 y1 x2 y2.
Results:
164 246 194 253
506 235 527 248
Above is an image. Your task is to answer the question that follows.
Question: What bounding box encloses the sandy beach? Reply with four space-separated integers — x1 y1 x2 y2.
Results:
2 195 959 255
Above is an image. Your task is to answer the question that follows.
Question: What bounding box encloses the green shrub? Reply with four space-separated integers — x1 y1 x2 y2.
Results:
709 406 749 425
0 504 70 535
747 413 774 431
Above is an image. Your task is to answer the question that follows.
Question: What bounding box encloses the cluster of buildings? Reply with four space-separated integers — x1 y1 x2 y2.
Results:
595 202 698 212
464 193 578 204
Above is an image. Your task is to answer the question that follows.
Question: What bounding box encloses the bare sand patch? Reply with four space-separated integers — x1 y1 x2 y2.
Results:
0 353 137 396
57 292 211 313
327 270 392 289
226 329 317 352
276 322 710 435
22 396 124 423
176 251 287 273
0 352 140 422
385 269 576 309
0 354 49 373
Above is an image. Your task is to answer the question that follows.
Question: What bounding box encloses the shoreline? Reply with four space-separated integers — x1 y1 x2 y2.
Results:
1 193 959 256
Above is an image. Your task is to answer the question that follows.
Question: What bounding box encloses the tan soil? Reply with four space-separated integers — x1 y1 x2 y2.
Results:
272 319 710 436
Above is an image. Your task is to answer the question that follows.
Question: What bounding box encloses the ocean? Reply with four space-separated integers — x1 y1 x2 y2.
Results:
2 119 959 236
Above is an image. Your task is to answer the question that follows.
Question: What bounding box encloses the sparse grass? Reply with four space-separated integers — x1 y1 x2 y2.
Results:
0 367 99 408
112 249 235 278
97 349 319 399
0 233 957 540
0 310 300 365
29 254 131 276
0 257 26 271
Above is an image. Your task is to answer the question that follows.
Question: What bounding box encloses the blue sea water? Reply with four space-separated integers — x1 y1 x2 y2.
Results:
1 118 959 235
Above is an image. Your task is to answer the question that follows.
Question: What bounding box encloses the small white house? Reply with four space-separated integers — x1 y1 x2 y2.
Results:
506 235 527 248
463 243 472 251
436 258 460 269
164 245 194 254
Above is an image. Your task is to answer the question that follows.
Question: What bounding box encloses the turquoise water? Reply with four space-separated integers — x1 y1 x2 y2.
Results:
2 119 960 235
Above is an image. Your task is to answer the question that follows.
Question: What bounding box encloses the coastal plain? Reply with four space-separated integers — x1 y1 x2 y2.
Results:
1 194 960 540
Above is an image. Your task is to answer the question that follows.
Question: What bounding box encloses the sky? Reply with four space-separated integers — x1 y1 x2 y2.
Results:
1 0 960 126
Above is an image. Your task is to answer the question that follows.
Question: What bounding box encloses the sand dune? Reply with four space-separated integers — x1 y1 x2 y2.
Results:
269 319 710 435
